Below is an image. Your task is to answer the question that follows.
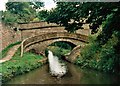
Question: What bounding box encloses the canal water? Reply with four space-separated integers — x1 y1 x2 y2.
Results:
5 63 118 84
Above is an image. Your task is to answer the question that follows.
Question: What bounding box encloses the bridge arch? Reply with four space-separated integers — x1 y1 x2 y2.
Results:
21 32 88 57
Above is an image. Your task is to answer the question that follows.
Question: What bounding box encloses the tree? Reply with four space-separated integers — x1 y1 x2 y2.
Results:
2 2 44 24
47 2 120 33
2 11 17 25
37 10 49 21
30 2 44 10
47 2 84 32
47 2 120 46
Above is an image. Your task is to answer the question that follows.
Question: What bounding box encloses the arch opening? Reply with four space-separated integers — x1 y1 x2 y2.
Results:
26 38 85 57
49 41 76 50
45 41 76 59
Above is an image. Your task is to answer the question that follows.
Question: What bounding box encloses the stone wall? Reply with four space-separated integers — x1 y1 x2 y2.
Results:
21 27 67 40
65 45 83 63
18 22 58 29
19 22 91 40
0 23 21 51
76 24 91 36
1 22 91 52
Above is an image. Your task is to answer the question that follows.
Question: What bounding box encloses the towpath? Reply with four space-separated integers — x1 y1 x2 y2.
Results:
0 44 20 63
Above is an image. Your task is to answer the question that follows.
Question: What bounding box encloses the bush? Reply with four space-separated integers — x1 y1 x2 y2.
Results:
2 11 17 25
98 34 118 72
81 35 100 60
76 33 119 74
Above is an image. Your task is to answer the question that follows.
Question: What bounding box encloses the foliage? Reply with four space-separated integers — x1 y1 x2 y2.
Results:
50 41 73 50
0 11 3 21
47 46 70 59
32 17 40 22
2 2 44 25
47 2 120 74
76 34 119 74
48 41 74 58
1 49 44 83
81 41 100 60
98 34 119 73
2 11 17 25
29 2 44 10
37 10 50 21
47 2 84 32
97 7 120 45
0 41 21 58
47 2 120 33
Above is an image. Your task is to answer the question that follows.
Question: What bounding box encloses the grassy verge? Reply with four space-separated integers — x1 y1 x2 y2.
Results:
0 41 21 58
0 48 44 83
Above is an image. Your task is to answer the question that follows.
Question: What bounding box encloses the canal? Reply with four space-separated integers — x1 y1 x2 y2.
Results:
5 63 118 84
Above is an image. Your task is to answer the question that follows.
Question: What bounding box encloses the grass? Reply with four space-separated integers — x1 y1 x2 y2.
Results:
1 48 44 83
0 41 21 58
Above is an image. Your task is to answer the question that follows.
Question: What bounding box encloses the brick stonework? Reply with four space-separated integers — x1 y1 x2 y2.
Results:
0 23 21 51
1 22 90 52
20 32 88 57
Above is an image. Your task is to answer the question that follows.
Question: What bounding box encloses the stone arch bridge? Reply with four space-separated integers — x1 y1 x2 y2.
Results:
21 32 88 57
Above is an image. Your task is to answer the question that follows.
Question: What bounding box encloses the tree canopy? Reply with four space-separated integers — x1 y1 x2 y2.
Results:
2 2 44 25
37 10 50 21
46 2 120 34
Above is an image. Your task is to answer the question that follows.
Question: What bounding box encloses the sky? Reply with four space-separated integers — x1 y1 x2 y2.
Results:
0 0 8 11
0 0 56 11
44 0 56 10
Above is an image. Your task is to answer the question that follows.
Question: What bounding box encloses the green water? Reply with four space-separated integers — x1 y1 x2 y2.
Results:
5 63 119 84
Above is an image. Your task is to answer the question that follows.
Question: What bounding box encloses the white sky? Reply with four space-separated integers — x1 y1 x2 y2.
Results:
0 0 8 11
44 0 56 10
0 0 56 11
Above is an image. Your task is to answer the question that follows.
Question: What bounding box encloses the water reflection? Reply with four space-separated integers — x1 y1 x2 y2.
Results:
48 51 67 78
5 63 119 84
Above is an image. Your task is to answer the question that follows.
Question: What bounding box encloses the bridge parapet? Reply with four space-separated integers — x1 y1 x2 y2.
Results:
16 22 91 40
18 22 59 30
